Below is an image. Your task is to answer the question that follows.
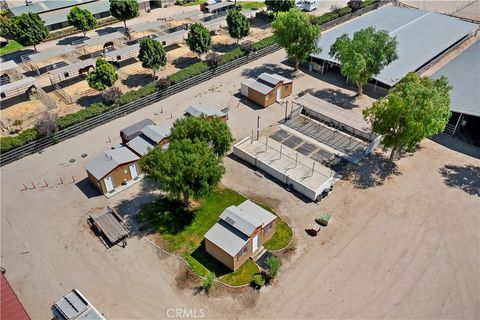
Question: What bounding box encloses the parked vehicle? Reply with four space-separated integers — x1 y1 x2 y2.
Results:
296 0 320 12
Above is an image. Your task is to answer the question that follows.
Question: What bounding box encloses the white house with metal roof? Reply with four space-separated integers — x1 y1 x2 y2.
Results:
204 200 277 271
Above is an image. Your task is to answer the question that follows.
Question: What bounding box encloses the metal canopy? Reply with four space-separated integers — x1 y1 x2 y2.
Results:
0 77 36 98
49 58 96 77
0 60 19 72
105 43 140 61
40 0 110 27
154 29 188 45
431 39 480 117
83 31 126 47
170 9 202 20
130 19 168 33
205 1 235 12
29 45 75 63
311 6 478 87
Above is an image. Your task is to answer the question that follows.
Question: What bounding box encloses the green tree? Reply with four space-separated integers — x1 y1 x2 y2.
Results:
329 26 398 97
363 73 452 161
140 139 225 206
265 0 295 15
226 9 250 44
138 38 167 78
0 12 11 37
86 57 118 91
272 8 321 70
186 23 212 58
170 116 234 157
265 256 280 279
202 272 216 294
110 0 139 28
67 6 97 38
10 12 48 52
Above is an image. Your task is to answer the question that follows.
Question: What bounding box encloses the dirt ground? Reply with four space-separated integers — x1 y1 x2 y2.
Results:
1 48 479 319
403 0 480 20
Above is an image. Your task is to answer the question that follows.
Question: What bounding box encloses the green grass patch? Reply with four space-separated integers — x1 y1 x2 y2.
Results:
139 188 288 286
178 0 205 6
0 40 24 56
238 1 266 10
264 219 292 250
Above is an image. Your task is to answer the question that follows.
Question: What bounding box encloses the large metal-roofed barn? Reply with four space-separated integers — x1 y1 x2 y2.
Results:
430 39 480 135
310 5 478 88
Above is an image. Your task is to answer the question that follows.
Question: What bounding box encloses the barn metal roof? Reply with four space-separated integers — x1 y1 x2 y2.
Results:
126 135 156 156
258 73 292 86
431 39 480 117
49 58 96 76
83 31 126 47
9 0 95 16
140 123 172 143
241 78 274 95
1 273 30 320
29 45 75 63
220 205 262 236
85 147 139 180
204 220 249 256
0 60 19 72
130 19 168 33
40 0 110 27
237 200 277 226
311 6 478 87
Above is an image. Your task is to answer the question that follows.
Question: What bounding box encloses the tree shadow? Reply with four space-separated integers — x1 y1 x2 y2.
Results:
172 56 199 69
241 63 294 79
212 42 237 53
189 241 231 277
0 48 35 63
121 73 154 88
77 93 102 107
57 35 85 46
298 88 359 109
96 26 124 36
439 164 480 196
346 153 402 189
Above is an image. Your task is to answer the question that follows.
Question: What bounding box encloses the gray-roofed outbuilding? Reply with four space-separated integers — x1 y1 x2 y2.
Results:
204 220 249 256
120 119 155 143
184 104 228 118
141 123 173 143
28 45 76 63
311 6 478 87
126 136 156 157
85 147 139 180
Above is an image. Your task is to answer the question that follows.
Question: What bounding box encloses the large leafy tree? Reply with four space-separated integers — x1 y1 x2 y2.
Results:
329 26 398 97
140 139 225 206
67 6 97 37
186 23 212 58
265 0 295 15
10 12 48 52
363 73 451 161
272 8 321 70
226 9 250 44
87 57 118 91
110 0 139 28
170 116 234 157
138 38 167 78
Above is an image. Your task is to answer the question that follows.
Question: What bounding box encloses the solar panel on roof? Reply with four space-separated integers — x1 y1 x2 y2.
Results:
270 129 290 142
296 142 317 156
282 135 303 148
224 216 236 225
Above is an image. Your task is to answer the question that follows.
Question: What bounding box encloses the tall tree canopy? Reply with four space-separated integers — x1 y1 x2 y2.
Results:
265 0 295 15
170 116 234 157
10 12 48 51
110 0 139 28
329 26 398 96
140 139 225 206
67 7 97 37
186 23 212 58
138 38 167 77
226 9 250 44
87 57 118 91
363 73 451 160
272 8 321 70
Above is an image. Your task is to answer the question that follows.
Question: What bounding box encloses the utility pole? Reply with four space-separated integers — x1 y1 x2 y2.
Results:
256 115 260 140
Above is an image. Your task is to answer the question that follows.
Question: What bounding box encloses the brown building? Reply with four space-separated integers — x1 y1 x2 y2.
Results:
126 122 173 156
204 200 277 271
241 73 293 107
85 147 141 195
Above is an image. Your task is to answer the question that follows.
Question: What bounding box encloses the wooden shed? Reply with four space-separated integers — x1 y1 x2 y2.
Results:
241 73 293 107
85 147 141 195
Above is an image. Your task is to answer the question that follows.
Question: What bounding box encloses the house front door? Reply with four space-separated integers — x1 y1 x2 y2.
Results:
276 87 281 101
252 234 259 253
129 163 138 179
104 176 114 193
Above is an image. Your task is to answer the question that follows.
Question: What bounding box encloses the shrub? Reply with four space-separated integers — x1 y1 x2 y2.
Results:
219 47 244 64
35 113 58 137
156 77 171 90
114 82 156 106
206 52 221 68
57 102 108 130
361 0 377 8
167 61 209 84
202 272 216 294
102 86 122 105
252 274 265 288
252 36 275 51
0 128 39 153
265 256 281 279
241 40 254 54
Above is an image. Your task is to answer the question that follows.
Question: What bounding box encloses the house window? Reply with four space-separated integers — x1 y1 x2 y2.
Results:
264 222 273 233
237 245 247 258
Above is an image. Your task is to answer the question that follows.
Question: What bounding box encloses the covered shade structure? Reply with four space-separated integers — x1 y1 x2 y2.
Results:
129 19 168 40
48 58 96 84
0 77 37 100
105 43 141 63
81 31 127 57
26 45 77 74
154 29 188 46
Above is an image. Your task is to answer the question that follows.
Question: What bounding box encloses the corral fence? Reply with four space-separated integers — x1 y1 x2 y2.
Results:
0 44 282 166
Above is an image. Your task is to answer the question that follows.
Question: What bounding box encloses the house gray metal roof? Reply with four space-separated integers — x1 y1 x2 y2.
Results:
130 19 168 33
29 45 75 63
241 78 275 95
141 123 172 143
204 219 249 256
120 119 155 141
237 200 277 226
49 58 96 77
430 39 480 117
170 9 202 21
311 5 478 87
40 0 110 27
51 289 104 320
258 73 292 86
85 147 139 180
126 135 156 156
0 60 19 72
184 104 227 118
83 31 126 47
220 205 262 236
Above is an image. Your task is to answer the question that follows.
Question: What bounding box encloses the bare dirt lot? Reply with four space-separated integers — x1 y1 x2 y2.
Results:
1 49 479 319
